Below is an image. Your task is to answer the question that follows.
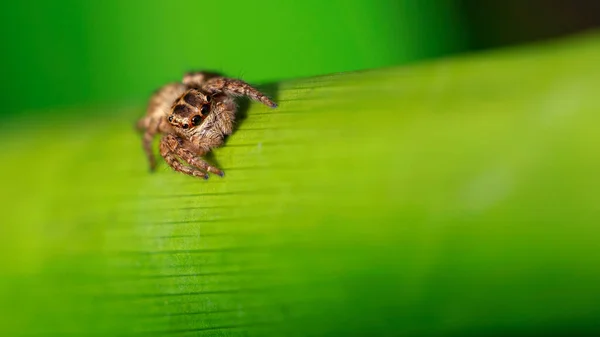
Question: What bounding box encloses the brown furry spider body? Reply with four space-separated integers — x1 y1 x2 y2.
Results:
136 71 277 179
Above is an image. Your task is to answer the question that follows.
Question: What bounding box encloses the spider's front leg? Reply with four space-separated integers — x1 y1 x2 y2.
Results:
160 134 224 179
202 77 278 108
160 135 209 179
175 144 225 178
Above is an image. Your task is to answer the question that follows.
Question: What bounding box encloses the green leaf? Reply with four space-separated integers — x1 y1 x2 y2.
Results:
2 31 600 336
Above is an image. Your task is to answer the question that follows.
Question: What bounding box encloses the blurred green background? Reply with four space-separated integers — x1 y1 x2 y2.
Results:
1 1 600 336
2 0 598 115
3 0 598 116
0 0 467 115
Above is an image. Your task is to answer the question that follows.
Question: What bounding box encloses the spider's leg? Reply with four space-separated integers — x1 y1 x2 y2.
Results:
159 136 209 179
141 83 188 171
202 77 277 108
142 129 158 171
136 117 148 132
163 134 224 177
176 146 224 177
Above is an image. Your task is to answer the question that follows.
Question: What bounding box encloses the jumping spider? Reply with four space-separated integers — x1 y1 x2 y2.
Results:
136 71 277 179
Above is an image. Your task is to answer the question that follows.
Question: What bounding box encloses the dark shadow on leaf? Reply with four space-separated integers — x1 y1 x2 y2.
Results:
229 80 280 135
208 80 279 170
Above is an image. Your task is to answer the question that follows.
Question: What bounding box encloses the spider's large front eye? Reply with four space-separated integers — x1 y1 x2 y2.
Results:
191 115 202 126
201 104 210 114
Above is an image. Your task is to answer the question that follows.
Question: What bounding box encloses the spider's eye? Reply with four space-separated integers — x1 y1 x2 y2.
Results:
168 115 173 122
206 95 212 102
182 124 189 129
201 104 210 114
191 115 202 126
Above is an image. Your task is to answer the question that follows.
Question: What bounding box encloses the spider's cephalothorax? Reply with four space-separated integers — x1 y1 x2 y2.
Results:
136 71 277 179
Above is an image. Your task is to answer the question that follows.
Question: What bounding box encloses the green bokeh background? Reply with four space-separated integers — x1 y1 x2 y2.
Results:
0 0 465 114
